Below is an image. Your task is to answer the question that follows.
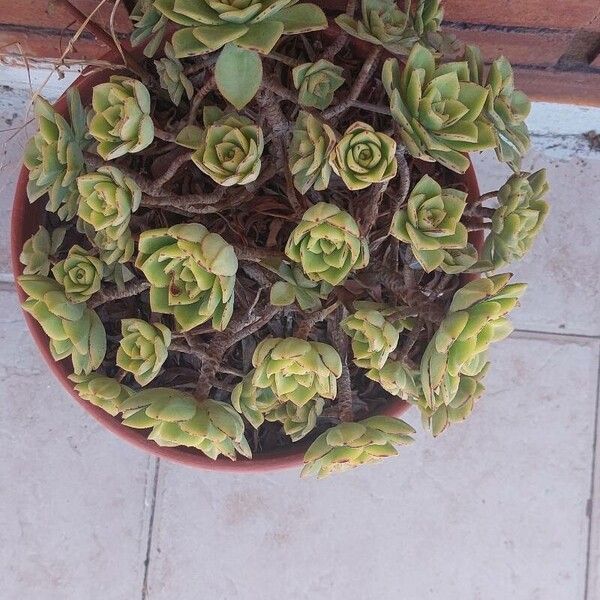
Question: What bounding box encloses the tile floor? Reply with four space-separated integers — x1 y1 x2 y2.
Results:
1 67 600 600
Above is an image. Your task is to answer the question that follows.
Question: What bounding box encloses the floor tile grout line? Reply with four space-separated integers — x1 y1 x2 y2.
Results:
584 346 600 600
141 458 160 600
513 328 600 342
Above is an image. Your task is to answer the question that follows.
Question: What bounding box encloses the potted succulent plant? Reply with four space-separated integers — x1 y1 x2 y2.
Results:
11 0 549 477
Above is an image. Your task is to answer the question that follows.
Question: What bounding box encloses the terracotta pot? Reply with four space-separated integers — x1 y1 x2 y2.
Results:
10 67 481 472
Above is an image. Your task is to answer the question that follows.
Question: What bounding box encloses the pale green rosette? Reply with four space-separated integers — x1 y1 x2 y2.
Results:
342 302 412 370
19 226 65 277
265 397 324 442
465 46 532 170
302 416 415 478
18 275 106 375
121 388 251 460
288 111 336 194
76 166 141 240
23 90 89 220
383 43 495 173
155 42 194 105
269 262 332 311
335 0 416 54
192 111 264 186
51 245 104 304
479 169 549 269
390 174 468 272
135 224 238 332
285 202 369 286
116 319 172 386
231 370 280 429
329 122 397 191
420 274 525 409
252 337 342 406
69 372 133 416
293 59 345 110
89 76 155 160
155 0 327 58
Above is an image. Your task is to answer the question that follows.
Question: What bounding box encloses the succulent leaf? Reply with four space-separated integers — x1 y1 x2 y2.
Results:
191 109 264 185
18 275 106 375
116 319 172 386
285 202 369 285
19 226 65 276
329 122 398 191
135 224 238 331
390 174 469 272
302 416 415 478
252 337 342 406
69 372 133 416
121 388 251 460
89 77 155 160
382 44 496 173
215 43 263 109
24 90 89 220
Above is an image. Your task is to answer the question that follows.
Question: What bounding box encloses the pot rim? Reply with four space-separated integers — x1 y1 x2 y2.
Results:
10 65 481 473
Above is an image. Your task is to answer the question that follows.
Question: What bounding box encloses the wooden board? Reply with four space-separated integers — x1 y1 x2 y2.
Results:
0 0 598 106
444 0 600 31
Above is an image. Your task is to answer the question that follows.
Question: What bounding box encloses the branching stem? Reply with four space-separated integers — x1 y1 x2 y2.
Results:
154 127 176 143
473 191 499 205
466 222 492 231
147 151 192 193
466 206 496 219
323 46 382 120
192 305 281 398
188 77 216 125
337 363 355 422
266 52 302 67
350 101 392 116
89 280 150 309
235 245 286 263
294 302 340 339
85 152 276 209
321 0 356 60
358 182 388 236
262 75 298 102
